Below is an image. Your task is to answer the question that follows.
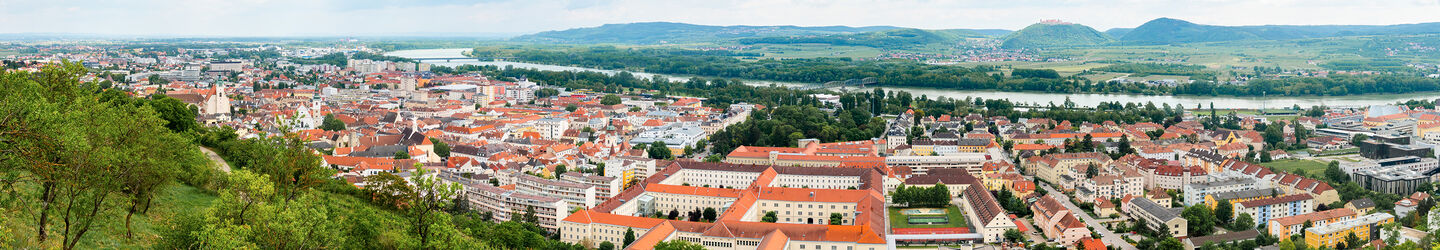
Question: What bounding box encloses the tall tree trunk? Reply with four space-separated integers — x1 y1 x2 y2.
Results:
36 181 54 242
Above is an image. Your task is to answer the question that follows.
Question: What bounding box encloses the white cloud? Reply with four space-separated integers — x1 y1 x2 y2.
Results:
0 0 1437 36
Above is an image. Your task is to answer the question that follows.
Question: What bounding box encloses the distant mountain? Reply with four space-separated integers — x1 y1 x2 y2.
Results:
1000 22 1112 49
514 22 903 44
735 28 999 48
1104 28 1133 39
1120 17 1440 45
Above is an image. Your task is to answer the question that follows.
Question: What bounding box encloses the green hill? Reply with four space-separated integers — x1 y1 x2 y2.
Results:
1120 17 1440 45
514 22 902 44
1000 22 1112 49
735 28 991 48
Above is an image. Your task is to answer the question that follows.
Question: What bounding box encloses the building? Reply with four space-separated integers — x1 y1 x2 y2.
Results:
1304 213 1395 248
1266 208 1357 237
445 174 569 231
515 174 598 208
1125 197 1187 238
1234 194 1314 226
1345 198 1376 214
1349 157 1440 195
1183 177 1266 206
960 173 1018 243
1184 230 1260 250
1204 188 1281 210
1030 195 1092 246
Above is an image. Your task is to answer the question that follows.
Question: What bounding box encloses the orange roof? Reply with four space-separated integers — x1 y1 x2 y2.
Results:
646 184 745 198
756 187 879 203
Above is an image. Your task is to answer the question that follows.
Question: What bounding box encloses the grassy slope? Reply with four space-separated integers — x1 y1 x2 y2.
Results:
4 182 217 249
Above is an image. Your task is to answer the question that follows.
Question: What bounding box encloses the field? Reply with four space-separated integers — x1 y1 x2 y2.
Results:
2 182 217 249
1260 159 1329 175
888 206 969 229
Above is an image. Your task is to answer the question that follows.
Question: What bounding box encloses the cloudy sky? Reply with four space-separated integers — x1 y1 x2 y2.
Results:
4 0 1440 37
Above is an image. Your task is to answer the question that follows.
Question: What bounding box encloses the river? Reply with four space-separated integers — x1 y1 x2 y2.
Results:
388 48 1438 109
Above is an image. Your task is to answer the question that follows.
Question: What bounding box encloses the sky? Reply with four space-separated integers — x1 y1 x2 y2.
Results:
4 0 1440 37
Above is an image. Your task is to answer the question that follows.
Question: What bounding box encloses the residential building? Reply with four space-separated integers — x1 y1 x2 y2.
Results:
1234 194 1315 226
1304 213 1395 248
1125 197 1187 238
1266 208 1357 237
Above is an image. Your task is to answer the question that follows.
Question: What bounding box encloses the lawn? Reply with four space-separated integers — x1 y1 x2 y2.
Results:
1261 159 1329 175
888 206 969 229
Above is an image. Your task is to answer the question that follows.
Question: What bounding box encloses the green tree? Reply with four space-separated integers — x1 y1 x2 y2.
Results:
145 94 200 133
430 138 451 158
601 94 622 105
1325 160 1349 183
363 172 416 209
599 241 615 250
554 165 568 177
1229 213 1255 231
762 211 778 223
647 141 673 160
654 239 705 250
407 167 462 247
320 113 347 131
1215 199 1233 225
703 207 718 222
623 227 636 247
1182 204 1216 236
1159 237 1184 250
1004 229 1023 243
395 150 411 159
829 213 843 225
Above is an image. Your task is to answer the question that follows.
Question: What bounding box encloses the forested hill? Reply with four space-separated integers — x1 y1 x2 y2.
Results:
513 22 904 44
1000 22 1112 49
1119 17 1440 45
734 28 996 48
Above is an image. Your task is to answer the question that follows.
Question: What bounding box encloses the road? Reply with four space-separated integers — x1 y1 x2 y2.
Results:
1040 183 1136 250
199 146 232 173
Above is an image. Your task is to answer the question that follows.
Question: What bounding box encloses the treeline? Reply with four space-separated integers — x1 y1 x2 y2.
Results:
1173 74 1440 96
892 184 952 208
1094 62 1215 79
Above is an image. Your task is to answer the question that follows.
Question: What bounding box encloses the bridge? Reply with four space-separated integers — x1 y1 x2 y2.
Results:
793 77 877 91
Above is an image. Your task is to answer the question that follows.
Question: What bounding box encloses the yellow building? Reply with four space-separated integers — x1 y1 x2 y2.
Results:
1203 189 1280 210
1304 213 1394 248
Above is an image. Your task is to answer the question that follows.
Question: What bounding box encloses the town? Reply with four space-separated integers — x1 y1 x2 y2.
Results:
4 40 1440 250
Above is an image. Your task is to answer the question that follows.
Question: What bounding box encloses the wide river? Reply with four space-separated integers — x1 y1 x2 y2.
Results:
389 48 1437 109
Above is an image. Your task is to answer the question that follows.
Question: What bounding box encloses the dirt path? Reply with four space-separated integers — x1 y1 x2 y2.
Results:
199 146 231 173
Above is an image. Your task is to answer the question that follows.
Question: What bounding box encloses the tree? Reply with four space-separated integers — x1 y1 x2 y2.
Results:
565 104 578 112
623 228 636 247
1325 160 1348 183
395 150 410 159
1182 204 1216 236
667 209 680 220
599 241 615 250
1343 231 1361 250
829 213 843 225
1004 229 1023 243
1229 213 1255 231
703 208 718 222
1215 199 1234 225
1159 237 1184 250
654 239 705 250
430 138 450 158
647 141 673 160
408 167 463 247
601 94 622 105
554 164 568 177
320 113 347 131
762 211 778 223
363 172 416 209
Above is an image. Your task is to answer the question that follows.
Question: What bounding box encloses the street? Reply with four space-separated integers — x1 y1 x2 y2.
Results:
1040 183 1136 250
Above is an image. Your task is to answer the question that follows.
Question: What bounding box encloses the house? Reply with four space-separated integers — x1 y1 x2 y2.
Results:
1267 208 1357 237
1234 194 1314 226
1345 198 1375 215
1030 195 1092 246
